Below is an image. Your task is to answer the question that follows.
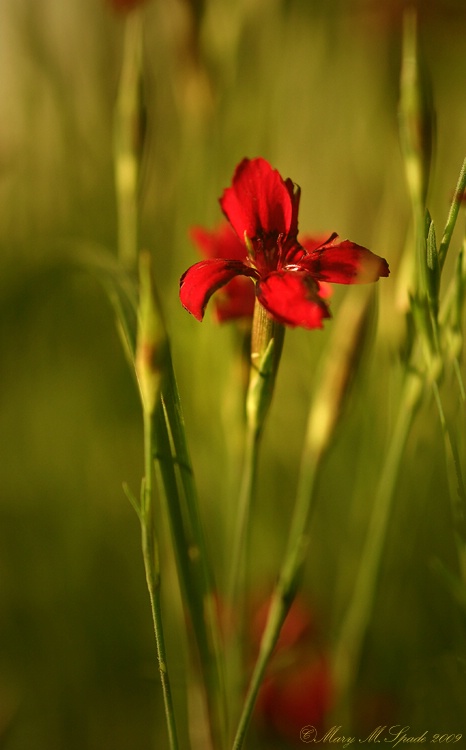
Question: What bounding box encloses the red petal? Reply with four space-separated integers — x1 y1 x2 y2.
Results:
189 223 247 262
317 280 333 299
213 275 256 322
220 158 295 241
285 233 338 265
300 236 390 284
300 232 338 254
256 271 331 329
251 596 315 652
180 259 256 321
285 178 301 238
257 657 333 739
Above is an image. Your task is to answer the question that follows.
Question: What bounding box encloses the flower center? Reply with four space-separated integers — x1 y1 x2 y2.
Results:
245 231 291 275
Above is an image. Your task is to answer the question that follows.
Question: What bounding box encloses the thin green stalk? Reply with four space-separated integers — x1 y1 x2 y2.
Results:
453 359 466 401
154 390 226 747
231 453 321 750
141 410 180 750
398 7 434 218
435 386 466 507
225 303 284 744
163 361 228 697
225 419 260 742
227 422 259 613
133 253 226 748
232 289 376 749
228 303 284 610
332 371 423 705
231 366 337 750
438 158 466 271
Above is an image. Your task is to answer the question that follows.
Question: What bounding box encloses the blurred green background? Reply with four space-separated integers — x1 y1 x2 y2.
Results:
1 0 466 748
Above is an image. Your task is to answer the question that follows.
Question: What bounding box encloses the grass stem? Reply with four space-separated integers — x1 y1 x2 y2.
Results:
332 371 423 708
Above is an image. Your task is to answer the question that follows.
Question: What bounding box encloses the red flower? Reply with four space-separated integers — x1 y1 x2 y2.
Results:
180 158 389 330
189 223 256 322
251 596 334 745
190 223 334 323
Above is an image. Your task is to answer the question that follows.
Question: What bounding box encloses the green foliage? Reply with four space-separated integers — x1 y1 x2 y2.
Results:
1 1 466 749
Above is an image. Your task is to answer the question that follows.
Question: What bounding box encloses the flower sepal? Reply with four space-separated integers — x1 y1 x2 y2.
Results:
426 216 440 320
246 302 285 437
247 337 277 436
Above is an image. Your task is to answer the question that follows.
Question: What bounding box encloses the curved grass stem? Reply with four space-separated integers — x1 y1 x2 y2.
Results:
332 371 423 707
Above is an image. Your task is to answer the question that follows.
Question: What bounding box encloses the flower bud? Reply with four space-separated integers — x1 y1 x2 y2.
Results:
398 8 435 211
135 251 168 414
306 288 377 460
426 216 440 320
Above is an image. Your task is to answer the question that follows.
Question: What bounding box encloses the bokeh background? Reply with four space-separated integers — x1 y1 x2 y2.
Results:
1 0 466 748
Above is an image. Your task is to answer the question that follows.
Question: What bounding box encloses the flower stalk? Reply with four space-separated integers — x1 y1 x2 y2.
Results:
232 288 377 749
226 300 284 738
229 302 284 605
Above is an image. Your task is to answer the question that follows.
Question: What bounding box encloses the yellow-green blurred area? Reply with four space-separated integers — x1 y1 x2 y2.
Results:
1 0 466 748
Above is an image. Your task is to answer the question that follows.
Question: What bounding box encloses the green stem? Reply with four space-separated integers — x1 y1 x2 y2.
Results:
225 419 260 743
227 422 259 612
231 418 323 750
231 289 376 748
158 360 227 750
225 303 284 744
141 410 180 750
438 158 466 272
332 371 423 706
231 568 301 750
227 302 284 607
231 360 329 750
431 380 466 562
228 304 284 607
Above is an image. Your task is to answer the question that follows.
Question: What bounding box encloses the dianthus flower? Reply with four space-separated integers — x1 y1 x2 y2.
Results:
180 158 389 330
190 223 335 323
251 596 333 744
